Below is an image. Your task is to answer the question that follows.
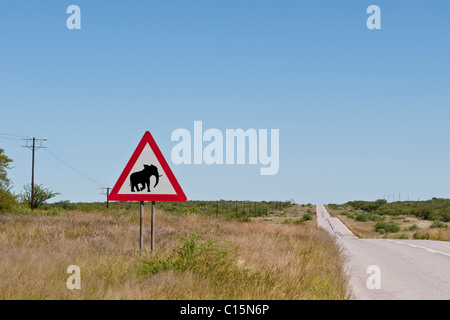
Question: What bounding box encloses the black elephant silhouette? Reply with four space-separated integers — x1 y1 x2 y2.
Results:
130 164 162 192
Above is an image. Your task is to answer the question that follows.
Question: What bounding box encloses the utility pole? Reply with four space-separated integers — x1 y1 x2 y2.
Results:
23 137 47 210
100 187 112 209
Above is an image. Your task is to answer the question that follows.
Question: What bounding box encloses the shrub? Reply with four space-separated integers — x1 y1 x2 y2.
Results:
0 188 17 213
413 231 429 240
430 220 447 228
373 222 400 234
353 212 383 222
11 206 33 215
415 207 432 220
46 208 62 216
328 204 340 210
346 199 387 212
302 213 313 221
355 213 369 222
19 184 60 209
238 215 251 223
51 200 76 210
406 224 419 231
141 233 237 276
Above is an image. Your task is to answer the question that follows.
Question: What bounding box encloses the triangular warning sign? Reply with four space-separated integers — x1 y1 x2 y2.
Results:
108 131 187 202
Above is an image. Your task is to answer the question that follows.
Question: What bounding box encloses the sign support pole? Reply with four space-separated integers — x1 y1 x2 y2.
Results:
151 201 156 254
140 201 144 255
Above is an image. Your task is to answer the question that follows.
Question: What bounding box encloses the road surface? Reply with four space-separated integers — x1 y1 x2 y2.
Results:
316 205 450 299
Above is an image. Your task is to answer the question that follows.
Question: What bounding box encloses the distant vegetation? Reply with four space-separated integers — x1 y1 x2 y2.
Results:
331 198 450 222
328 198 450 241
3 199 295 222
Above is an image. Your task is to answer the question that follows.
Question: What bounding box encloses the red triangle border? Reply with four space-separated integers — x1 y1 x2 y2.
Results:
108 131 187 202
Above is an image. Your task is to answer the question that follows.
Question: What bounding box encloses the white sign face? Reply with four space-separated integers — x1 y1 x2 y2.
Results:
117 144 176 196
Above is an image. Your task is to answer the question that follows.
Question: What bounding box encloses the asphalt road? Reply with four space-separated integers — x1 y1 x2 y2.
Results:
316 205 450 300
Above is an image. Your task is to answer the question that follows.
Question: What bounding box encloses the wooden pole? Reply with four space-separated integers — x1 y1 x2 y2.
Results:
31 137 35 210
106 187 110 209
140 201 144 254
151 201 156 254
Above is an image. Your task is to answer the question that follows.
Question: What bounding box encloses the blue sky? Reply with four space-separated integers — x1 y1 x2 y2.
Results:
1 0 449 204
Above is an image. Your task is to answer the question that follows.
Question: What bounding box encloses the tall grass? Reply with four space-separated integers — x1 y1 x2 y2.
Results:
0 206 348 299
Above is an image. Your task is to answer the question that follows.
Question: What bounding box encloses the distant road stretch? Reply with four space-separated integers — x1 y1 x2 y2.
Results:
316 205 450 300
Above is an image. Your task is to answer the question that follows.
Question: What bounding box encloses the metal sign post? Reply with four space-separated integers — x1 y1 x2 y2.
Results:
151 201 156 254
140 201 144 254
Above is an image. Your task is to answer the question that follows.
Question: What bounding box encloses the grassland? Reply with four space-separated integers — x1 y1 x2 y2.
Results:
0 202 348 300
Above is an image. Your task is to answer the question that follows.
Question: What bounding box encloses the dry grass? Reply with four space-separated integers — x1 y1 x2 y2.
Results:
0 205 348 300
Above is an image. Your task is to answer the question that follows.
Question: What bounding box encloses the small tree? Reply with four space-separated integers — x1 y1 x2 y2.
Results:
20 183 60 209
0 149 17 212
0 148 13 189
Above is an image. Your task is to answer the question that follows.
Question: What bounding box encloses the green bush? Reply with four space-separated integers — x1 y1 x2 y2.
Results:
46 208 62 216
373 221 400 234
413 231 429 240
328 204 340 210
0 188 17 213
430 220 447 228
141 233 236 276
415 207 432 220
352 212 384 222
355 213 369 222
302 213 313 221
346 199 387 212
19 184 60 209
11 206 33 215
406 224 419 231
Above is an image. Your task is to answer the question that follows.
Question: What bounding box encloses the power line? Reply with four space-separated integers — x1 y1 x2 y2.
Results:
45 148 103 187
0 135 23 141
2 132 109 198
47 141 109 186
0 131 28 138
